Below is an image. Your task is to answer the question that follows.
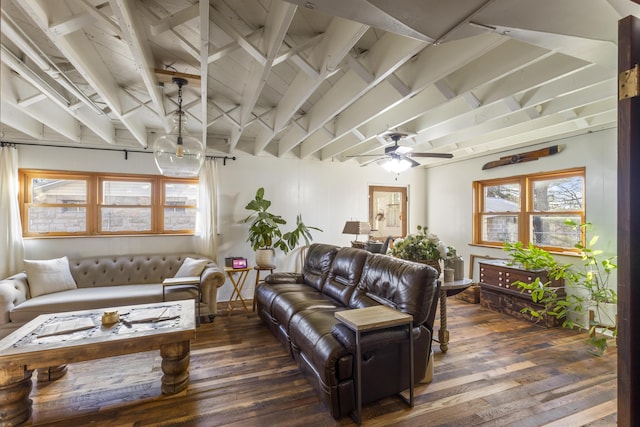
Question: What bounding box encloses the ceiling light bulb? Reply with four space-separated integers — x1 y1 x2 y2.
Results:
382 158 412 173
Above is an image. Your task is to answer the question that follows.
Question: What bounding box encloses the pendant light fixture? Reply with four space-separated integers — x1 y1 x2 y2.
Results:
153 77 204 177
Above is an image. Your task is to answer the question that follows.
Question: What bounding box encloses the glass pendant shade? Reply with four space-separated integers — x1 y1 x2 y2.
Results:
382 157 412 173
154 112 204 177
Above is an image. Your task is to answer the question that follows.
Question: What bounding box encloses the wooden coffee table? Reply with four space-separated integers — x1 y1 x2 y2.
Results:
0 300 196 427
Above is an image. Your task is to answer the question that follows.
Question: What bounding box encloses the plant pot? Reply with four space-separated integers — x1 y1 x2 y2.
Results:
416 259 441 276
255 248 276 268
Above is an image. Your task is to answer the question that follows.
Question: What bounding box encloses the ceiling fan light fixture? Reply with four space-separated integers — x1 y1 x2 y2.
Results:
154 77 204 178
382 157 412 173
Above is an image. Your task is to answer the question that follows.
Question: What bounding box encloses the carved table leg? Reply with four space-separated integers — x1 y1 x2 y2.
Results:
0 367 33 427
160 340 190 394
36 365 68 382
438 289 449 353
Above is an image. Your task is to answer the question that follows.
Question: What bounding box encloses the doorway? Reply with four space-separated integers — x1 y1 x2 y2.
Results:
368 185 407 240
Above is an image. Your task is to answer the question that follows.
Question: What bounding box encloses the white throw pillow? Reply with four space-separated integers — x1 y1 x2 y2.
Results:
24 256 77 298
174 257 208 278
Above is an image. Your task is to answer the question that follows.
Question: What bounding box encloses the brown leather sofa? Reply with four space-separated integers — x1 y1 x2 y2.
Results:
255 243 440 420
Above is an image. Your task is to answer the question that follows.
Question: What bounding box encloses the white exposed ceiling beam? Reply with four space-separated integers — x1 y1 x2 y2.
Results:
226 1 296 150
18 93 48 107
110 0 169 132
351 38 553 147
49 12 96 36
78 0 123 38
150 4 199 36
315 33 509 160
274 33 324 66
279 30 427 158
429 90 615 151
253 18 369 154
138 2 200 61
209 5 267 65
18 0 148 147
1 45 115 144
407 55 601 142
346 55 374 84
0 11 105 116
2 70 81 142
462 92 481 109
208 29 262 63
0 99 44 140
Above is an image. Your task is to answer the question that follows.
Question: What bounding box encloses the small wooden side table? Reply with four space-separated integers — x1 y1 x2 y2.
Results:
162 276 201 326
335 305 413 425
438 278 473 352
224 267 252 316
253 266 274 312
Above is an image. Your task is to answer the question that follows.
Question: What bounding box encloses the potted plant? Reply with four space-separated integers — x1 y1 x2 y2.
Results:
503 221 617 356
389 225 448 274
244 187 322 267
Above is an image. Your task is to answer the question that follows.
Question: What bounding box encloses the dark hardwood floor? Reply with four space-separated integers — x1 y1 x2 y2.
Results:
28 298 617 426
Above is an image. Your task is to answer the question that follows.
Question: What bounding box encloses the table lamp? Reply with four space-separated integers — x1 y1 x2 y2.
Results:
342 221 371 248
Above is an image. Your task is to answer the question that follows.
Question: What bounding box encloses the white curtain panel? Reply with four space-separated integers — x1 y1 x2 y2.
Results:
0 145 24 278
195 158 218 260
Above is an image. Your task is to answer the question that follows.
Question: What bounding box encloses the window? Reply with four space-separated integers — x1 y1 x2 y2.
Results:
20 170 198 237
473 168 585 252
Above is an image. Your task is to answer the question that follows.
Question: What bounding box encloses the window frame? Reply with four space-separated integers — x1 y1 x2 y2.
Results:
473 167 586 253
19 169 198 237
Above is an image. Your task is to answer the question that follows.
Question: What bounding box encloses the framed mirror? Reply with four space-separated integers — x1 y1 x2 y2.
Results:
368 185 407 240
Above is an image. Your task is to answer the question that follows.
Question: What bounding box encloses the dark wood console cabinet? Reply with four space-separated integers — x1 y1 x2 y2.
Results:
479 260 564 327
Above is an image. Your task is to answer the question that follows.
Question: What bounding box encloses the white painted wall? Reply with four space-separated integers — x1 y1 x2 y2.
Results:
424 128 618 283
16 144 427 301
14 128 618 302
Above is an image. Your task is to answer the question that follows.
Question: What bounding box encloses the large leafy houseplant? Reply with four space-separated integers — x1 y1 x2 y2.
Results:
503 221 617 356
244 187 322 254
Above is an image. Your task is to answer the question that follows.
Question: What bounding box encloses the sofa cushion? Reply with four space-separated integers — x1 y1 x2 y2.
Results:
174 257 208 277
322 247 367 306
289 309 350 385
24 256 77 298
301 244 339 291
350 254 438 325
10 284 165 324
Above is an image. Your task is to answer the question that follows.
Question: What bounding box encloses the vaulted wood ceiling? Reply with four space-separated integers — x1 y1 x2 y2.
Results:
1 0 638 168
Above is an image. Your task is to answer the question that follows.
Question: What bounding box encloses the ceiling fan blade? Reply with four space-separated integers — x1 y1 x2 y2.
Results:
401 155 420 168
410 152 454 159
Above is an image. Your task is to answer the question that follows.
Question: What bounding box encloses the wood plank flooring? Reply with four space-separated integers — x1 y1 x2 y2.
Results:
27 298 617 426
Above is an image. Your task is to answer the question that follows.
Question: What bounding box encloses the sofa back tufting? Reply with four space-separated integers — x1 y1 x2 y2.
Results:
69 254 208 288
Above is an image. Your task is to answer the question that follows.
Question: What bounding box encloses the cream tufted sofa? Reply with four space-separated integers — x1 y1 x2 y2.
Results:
0 254 225 338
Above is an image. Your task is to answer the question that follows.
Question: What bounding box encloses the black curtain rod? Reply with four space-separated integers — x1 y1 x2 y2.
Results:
0 141 237 164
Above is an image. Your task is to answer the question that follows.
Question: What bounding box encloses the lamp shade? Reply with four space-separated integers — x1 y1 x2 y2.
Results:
342 221 371 236
154 112 205 177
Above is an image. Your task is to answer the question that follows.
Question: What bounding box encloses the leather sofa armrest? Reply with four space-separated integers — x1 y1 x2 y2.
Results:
265 272 303 284
0 272 29 326
331 322 412 352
